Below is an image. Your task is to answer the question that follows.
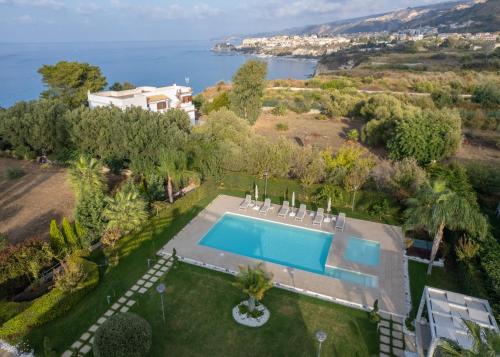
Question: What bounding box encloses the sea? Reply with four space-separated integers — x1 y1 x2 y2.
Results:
0 40 317 108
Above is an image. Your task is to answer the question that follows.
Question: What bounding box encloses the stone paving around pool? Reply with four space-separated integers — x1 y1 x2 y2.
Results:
158 194 407 317
61 259 172 357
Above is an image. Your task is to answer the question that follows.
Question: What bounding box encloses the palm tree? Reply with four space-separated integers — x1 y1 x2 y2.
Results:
405 181 487 274
103 190 148 235
233 263 273 312
157 150 199 203
437 319 500 356
69 155 104 195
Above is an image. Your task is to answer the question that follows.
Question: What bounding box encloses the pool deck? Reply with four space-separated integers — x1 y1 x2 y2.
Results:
158 194 406 316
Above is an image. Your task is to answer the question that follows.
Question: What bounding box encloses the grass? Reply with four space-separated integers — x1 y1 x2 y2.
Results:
22 174 396 354
408 260 463 320
126 263 379 356
275 122 289 131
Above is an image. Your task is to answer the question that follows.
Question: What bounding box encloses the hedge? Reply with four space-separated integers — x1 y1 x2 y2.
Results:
0 257 99 340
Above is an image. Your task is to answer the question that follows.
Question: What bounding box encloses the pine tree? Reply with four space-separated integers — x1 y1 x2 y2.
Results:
62 217 79 248
49 219 66 255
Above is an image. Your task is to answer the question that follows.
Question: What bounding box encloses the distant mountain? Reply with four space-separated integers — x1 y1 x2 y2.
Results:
257 0 498 37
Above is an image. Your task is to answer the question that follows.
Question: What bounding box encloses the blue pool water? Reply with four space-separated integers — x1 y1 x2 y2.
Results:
199 214 378 287
344 237 381 266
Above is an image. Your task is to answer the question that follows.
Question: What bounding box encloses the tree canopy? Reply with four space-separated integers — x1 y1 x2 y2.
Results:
387 108 461 164
38 61 107 108
230 60 267 125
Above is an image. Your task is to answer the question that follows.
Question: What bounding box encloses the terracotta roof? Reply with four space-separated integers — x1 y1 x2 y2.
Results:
147 94 168 103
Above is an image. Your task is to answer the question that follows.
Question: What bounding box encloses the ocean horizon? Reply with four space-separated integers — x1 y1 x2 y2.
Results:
0 40 317 108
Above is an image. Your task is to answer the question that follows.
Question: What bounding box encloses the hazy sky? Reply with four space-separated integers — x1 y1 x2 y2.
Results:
0 0 451 42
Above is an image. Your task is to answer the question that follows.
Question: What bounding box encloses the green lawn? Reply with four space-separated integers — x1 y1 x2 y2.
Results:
22 175 394 355
408 260 463 320
120 263 379 357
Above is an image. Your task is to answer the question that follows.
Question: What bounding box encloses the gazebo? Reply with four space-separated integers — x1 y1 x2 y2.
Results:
415 286 499 356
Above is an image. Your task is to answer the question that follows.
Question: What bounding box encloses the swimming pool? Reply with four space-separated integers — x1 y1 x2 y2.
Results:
344 237 380 266
199 213 378 287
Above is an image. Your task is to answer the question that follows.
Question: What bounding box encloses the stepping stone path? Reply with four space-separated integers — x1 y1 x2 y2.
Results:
62 258 173 356
379 314 406 357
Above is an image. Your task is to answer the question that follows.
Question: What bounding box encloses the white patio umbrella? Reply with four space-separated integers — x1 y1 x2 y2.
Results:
327 197 331 213
255 184 259 201
291 192 295 208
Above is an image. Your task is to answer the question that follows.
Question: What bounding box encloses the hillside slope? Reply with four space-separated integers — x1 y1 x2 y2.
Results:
271 0 498 36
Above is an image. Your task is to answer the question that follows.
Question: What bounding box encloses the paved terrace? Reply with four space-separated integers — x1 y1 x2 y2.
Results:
158 195 406 316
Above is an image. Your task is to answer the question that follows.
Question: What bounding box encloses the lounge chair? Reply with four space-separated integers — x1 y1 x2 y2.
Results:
239 194 252 210
259 198 271 215
313 208 324 226
278 201 289 217
295 204 306 221
335 212 346 231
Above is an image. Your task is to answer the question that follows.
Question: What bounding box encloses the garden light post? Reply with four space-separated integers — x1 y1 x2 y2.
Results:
147 258 152 268
264 171 269 198
156 283 166 324
316 330 327 357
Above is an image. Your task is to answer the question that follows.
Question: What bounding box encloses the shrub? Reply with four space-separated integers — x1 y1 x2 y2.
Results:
472 82 500 108
346 129 359 142
5 167 25 180
0 256 98 339
0 232 6 251
54 254 89 292
387 109 461 164
275 123 289 131
271 103 287 116
93 313 152 357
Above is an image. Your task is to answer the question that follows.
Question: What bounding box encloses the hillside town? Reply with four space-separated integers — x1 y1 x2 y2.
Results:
214 30 499 57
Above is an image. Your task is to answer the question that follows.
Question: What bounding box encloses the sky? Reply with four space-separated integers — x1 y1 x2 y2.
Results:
0 0 453 42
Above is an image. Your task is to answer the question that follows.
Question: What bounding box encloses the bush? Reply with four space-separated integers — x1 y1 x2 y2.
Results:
346 129 359 142
0 256 98 339
93 313 152 357
387 109 461 164
271 103 287 116
472 82 500 108
275 123 289 131
5 167 25 180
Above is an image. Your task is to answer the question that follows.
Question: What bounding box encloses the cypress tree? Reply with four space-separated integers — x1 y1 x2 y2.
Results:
62 217 79 247
49 219 66 255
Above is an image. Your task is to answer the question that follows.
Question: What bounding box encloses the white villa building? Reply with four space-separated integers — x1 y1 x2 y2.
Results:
87 84 196 125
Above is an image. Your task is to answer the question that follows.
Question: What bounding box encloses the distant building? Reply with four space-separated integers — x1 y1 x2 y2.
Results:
88 84 196 125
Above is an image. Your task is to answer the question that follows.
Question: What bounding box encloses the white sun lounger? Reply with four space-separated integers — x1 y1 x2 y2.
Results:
278 201 289 217
335 212 346 231
295 204 306 221
239 194 252 210
313 208 324 226
259 198 271 215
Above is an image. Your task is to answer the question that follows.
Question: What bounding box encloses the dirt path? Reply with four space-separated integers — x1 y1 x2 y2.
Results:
266 86 472 98
0 158 74 244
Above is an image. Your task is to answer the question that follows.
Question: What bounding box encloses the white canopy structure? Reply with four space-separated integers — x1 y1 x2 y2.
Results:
416 286 499 356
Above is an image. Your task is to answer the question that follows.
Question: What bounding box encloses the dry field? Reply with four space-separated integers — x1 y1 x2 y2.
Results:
0 158 74 244
254 111 500 165
254 111 364 149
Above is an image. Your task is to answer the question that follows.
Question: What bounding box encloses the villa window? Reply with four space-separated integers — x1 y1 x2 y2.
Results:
157 101 167 110
182 95 192 103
